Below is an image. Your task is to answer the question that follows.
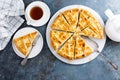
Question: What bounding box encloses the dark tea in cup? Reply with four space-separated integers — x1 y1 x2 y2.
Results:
25 1 50 26
30 6 43 20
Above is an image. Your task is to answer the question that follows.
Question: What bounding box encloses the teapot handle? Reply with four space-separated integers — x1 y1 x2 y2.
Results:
105 9 114 19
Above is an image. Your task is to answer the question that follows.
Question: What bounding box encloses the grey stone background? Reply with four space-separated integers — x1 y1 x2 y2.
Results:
0 0 120 80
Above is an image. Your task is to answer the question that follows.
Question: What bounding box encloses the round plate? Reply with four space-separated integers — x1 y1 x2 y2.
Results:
46 5 106 65
12 27 43 59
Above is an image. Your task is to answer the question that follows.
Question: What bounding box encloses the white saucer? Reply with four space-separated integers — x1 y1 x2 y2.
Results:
25 1 51 27
12 27 43 59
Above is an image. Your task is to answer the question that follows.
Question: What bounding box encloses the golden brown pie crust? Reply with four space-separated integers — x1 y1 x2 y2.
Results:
50 8 104 60
13 31 38 56
75 35 93 59
57 35 75 60
50 30 72 51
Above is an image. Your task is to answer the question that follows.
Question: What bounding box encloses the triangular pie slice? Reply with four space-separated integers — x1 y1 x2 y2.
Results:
81 9 104 38
76 22 100 38
84 42 93 57
50 30 73 51
13 31 38 56
75 35 93 59
62 8 79 32
57 35 75 60
79 26 101 38
77 9 104 39
79 9 100 32
51 13 72 32
77 14 87 32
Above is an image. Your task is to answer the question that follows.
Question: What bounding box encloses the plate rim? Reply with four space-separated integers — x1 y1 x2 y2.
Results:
46 5 106 65
12 27 43 59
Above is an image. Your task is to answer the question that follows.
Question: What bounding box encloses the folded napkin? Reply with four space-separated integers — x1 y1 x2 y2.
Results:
0 0 24 50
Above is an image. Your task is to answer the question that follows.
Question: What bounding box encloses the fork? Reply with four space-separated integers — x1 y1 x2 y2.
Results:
21 34 40 66
81 35 118 70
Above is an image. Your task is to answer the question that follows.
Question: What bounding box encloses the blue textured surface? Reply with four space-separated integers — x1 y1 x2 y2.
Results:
0 0 120 80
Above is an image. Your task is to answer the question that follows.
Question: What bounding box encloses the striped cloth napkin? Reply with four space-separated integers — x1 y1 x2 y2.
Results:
0 0 24 50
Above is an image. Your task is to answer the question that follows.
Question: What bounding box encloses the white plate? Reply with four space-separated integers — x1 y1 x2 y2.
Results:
46 5 106 65
12 27 43 59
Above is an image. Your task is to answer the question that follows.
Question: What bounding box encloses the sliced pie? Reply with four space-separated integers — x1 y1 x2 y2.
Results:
50 8 104 60
75 35 93 59
57 35 75 60
50 30 73 51
13 31 38 56
79 27 101 38
63 8 79 32
51 13 72 32
77 9 104 39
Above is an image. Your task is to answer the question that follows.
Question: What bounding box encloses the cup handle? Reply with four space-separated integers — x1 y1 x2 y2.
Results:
27 21 30 25
104 9 114 19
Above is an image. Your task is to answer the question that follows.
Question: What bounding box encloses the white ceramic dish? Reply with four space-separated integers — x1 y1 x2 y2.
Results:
12 27 43 59
46 5 106 65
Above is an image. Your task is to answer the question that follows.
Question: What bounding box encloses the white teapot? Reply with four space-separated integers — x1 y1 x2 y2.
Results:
105 9 120 42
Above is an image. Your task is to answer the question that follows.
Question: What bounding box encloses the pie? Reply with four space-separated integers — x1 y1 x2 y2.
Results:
75 34 93 59
51 13 71 32
50 30 72 51
50 8 104 60
77 9 104 39
51 8 80 32
57 34 75 60
79 27 101 38
13 31 38 56
62 8 79 32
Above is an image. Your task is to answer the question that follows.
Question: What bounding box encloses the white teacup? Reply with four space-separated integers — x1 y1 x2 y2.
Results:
25 1 50 27
105 9 120 42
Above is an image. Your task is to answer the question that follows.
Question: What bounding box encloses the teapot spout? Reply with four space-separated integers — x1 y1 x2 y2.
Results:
105 9 114 19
